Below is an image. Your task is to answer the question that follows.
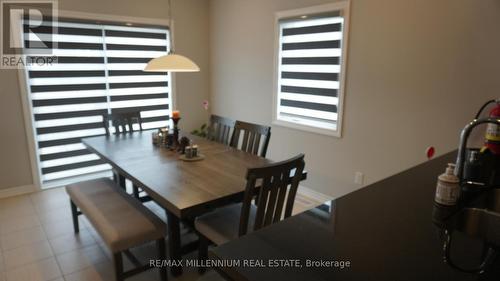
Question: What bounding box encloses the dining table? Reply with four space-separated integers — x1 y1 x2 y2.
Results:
82 130 306 276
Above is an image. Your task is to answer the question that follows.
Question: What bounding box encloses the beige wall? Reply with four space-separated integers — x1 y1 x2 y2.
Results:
0 69 33 189
0 0 210 190
2 0 500 197
209 0 500 197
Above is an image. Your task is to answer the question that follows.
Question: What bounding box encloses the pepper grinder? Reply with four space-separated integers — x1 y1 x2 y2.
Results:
172 117 181 147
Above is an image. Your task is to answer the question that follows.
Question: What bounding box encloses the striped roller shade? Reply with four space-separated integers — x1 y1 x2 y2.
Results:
277 12 344 131
24 19 171 184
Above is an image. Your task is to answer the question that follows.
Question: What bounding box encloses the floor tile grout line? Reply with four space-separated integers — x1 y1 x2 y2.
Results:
2 239 54 271
0 223 42 238
52 243 66 279
49 228 99 256
0 194 49 259
2 256 64 281
0 184 323 281
0 208 41 230
29 188 72 216
0 225 48 253
30 189 70 279
43 216 93 278
54 254 71 281
57 244 110 276
61 258 111 279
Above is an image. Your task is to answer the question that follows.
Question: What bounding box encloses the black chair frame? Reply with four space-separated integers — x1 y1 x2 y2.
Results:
230 120 271 157
197 154 305 270
103 111 150 202
207 114 236 146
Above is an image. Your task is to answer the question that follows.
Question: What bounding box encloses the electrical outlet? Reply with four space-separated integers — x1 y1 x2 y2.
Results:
354 172 364 185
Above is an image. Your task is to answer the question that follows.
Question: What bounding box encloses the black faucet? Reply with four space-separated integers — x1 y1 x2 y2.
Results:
454 117 500 185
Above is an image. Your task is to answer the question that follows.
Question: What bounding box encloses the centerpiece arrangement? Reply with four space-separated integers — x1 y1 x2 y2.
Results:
152 110 204 161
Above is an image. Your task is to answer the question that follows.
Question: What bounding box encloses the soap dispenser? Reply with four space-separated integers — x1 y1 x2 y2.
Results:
435 163 460 206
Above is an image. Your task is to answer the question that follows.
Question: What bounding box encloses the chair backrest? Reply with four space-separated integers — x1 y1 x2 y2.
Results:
103 112 143 136
207 115 235 145
238 154 305 237
230 121 271 157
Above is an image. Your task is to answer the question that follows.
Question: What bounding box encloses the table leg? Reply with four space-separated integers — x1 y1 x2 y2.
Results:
166 210 182 276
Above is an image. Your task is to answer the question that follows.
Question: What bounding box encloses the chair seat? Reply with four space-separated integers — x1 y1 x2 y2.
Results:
195 203 257 245
66 178 165 252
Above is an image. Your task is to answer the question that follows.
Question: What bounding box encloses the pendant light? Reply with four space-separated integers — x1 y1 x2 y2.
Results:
143 0 200 72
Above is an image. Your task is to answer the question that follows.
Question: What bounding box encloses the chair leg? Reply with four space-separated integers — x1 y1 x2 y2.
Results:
198 235 209 274
253 195 259 206
133 185 140 199
157 238 168 281
113 252 124 281
118 174 126 190
70 200 79 233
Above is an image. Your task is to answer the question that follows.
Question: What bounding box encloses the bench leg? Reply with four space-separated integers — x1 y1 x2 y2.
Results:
113 252 124 281
118 174 126 190
198 235 209 274
70 200 79 233
157 238 168 281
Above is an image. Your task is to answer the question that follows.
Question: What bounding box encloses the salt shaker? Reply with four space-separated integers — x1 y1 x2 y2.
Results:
192 145 198 157
152 132 159 146
185 146 193 159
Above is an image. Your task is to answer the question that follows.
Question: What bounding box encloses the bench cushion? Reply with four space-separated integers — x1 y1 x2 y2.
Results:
195 203 256 245
66 178 165 252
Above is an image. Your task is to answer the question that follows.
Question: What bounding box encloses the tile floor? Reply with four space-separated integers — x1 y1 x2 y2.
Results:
0 186 324 281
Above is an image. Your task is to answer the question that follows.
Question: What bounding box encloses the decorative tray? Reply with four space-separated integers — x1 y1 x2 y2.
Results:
179 154 205 162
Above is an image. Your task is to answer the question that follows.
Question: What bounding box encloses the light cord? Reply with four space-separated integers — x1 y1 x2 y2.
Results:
168 0 174 53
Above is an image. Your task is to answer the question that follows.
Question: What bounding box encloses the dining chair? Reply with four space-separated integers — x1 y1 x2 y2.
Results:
195 154 305 271
207 114 236 145
230 121 271 157
103 111 143 136
102 111 147 201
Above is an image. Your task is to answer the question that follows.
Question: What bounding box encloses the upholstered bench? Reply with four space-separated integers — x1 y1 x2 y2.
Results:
66 178 167 281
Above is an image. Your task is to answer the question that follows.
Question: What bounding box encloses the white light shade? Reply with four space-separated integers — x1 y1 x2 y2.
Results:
143 53 200 72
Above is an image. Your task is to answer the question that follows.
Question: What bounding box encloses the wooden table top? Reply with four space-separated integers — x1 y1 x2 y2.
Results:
83 131 273 218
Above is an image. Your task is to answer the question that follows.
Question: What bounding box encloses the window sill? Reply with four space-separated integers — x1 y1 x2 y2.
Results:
42 170 113 189
272 119 341 138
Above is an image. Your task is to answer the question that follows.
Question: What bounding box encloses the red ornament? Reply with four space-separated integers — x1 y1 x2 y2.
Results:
426 146 435 160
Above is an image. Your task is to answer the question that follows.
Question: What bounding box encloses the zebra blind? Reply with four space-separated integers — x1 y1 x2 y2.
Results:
276 12 346 132
23 19 171 184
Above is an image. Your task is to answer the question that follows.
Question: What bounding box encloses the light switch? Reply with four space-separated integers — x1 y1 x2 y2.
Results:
354 172 364 185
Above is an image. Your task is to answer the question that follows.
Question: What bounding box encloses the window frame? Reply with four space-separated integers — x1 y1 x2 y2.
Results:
15 10 175 190
272 1 350 138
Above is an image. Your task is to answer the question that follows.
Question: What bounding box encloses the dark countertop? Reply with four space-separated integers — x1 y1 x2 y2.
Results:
210 151 500 281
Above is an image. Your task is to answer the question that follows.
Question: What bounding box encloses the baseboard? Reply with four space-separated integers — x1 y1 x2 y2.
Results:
298 185 333 203
0 184 37 199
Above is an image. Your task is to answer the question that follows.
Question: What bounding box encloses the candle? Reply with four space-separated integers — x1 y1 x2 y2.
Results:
172 110 180 119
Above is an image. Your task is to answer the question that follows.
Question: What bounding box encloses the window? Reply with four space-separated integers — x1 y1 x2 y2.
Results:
22 18 172 186
273 2 350 137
